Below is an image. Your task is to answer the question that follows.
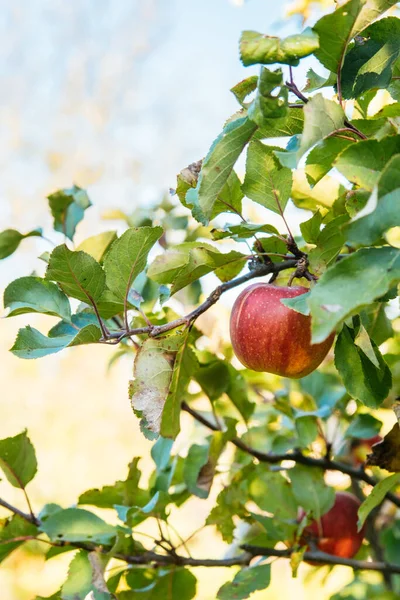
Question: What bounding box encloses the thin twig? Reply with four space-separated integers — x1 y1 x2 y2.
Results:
0 497 39 525
2 496 400 573
240 545 400 574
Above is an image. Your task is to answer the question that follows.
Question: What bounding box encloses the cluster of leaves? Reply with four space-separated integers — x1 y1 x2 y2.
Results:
1 0 400 598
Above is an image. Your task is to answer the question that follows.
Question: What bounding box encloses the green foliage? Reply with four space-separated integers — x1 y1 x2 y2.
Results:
48 186 91 241
103 226 163 303
0 228 42 260
2 1 400 597
358 474 400 530
0 430 37 488
4 277 72 321
240 28 318 67
217 564 271 599
242 141 292 213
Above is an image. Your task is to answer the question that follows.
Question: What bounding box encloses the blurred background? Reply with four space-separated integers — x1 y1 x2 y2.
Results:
0 1 372 598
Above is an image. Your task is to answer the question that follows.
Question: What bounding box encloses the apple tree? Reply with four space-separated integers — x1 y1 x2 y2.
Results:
1 1 400 598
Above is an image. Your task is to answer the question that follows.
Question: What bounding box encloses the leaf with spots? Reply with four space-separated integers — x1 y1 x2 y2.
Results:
131 331 197 440
40 508 117 545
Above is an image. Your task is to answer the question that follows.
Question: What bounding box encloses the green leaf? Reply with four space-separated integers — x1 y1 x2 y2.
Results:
226 363 255 422
361 302 394 345
10 323 102 359
295 416 318 447
0 228 42 260
335 135 400 191
211 222 279 241
300 371 346 415
160 335 198 439
48 185 91 241
183 443 210 499
289 465 335 520
335 324 392 408
308 247 400 343
308 213 349 275
151 437 174 473
206 467 251 542
313 0 364 72
40 508 117 544
76 231 117 263
147 245 190 285
196 117 257 223
123 567 197 600
256 110 304 139
300 211 323 244
345 189 370 218
247 68 288 127
4 277 71 321
354 323 380 367
0 430 37 488
291 170 344 212
249 471 298 521
61 551 93 600
305 137 352 185
47 313 99 337
341 18 400 99
148 243 247 295
303 68 337 92
61 550 111 600
281 291 310 316
346 155 400 245
79 458 148 510
180 169 244 225
242 141 292 214
298 94 345 160
352 0 399 37
358 474 400 530
240 28 318 67
195 358 230 401
231 76 259 106
217 564 271 600
345 413 382 439
46 245 106 306
0 515 38 563
103 226 163 303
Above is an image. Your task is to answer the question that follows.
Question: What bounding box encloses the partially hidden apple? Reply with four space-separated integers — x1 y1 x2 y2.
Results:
299 491 365 559
230 283 334 378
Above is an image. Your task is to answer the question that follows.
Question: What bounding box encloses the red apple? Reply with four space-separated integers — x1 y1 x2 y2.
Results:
300 491 365 559
229 283 334 378
351 435 382 466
